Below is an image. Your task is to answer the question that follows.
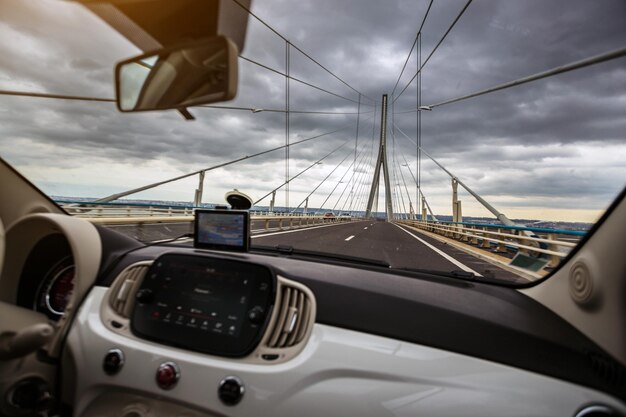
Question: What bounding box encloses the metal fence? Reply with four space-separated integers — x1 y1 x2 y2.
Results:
58 201 357 231
396 219 585 268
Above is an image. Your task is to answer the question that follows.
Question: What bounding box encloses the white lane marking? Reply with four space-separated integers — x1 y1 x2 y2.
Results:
251 221 363 239
345 235 355 241
392 223 482 276
363 227 368 230
251 226 303 233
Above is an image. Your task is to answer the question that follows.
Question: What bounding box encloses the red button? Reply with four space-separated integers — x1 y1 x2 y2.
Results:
156 362 180 390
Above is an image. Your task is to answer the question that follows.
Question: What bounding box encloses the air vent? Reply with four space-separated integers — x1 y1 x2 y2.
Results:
266 283 313 349
108 264 149 318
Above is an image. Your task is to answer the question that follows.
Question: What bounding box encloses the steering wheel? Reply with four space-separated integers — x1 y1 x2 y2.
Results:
0 214 101 416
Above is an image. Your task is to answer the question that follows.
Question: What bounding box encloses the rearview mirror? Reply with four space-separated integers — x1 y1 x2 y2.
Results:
115 36 238 113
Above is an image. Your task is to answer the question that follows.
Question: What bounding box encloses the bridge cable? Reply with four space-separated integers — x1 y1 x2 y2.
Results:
399 152 437 221
390 107 404 218
241 56 364 105
333 137 375 212
342 108 378 214
419 46 626 109
229 0 376 103
347 150 375 214
344 141 377 214
391 158 408 219
349 156 375 214
343 130 377 213
355 154 374 213
332 138 375 212
319 150 364 212
291 145 363 213
285 42 291 209
394 122 516 226
417 31 422 217
317 150 363 211
346 139 370 214
350 93 362 210
94 121 360 203
393 159 409 219
324 114 377 212
0 89 369 115
393 153 414 218
254 138 354 205
318 129 373 211
353 109 379 214
390 0 434 96
393 0 473 103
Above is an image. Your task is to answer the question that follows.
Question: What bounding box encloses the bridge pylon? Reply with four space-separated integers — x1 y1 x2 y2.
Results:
365 94 394 220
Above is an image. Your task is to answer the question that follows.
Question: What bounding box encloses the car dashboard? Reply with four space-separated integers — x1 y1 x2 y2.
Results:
1 213 625 417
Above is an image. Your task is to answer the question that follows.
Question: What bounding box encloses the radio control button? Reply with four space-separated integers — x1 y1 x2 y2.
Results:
103 348 124 375
135 289 154 304
218 376 244 406
248 306 265 324
156 362 180 390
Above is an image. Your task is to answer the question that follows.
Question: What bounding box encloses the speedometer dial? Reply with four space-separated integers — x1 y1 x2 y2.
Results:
35 257 75 319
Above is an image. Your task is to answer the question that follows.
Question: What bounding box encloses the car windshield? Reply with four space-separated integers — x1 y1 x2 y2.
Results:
1 0 625 285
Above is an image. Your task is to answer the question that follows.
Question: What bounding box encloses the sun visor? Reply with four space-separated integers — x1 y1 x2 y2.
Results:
75 0 251 53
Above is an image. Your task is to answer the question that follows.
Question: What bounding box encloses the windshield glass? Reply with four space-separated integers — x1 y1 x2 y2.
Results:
1 0 625 285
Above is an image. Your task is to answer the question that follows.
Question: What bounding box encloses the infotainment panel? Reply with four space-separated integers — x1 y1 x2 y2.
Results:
194 209 249 252
131 254 275 357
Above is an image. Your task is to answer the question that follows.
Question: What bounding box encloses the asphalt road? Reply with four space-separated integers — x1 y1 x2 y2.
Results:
106 220 524 283
252 221 523 283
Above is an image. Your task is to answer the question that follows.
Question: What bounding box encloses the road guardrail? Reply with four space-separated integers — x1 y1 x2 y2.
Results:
396 219 584 268
58 201 358 231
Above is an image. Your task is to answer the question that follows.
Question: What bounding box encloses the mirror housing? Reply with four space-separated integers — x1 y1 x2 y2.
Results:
115 36 238 113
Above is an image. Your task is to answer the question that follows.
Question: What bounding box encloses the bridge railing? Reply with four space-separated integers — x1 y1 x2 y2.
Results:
58 201 194 218
57 201 358 231
58 201 341 218
397 219 585 268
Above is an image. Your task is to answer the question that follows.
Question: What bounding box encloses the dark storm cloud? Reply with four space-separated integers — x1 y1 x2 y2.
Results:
0 0 625 215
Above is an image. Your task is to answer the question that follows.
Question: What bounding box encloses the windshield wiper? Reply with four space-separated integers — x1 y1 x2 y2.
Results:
396 267 509 284
145 233 194 246
253 244 390 268
395 266 475 280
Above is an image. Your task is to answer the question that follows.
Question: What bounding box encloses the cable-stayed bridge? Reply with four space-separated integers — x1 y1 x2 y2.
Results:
3 0 623 283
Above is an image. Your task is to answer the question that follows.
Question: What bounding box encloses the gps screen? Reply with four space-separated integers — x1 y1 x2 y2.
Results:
194 210 249 251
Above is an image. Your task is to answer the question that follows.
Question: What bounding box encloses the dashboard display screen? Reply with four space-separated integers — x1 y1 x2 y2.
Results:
131 254 275 357
194 209 249 251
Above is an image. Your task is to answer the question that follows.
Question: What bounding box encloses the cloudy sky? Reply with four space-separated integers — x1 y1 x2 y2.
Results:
0 0 625 222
